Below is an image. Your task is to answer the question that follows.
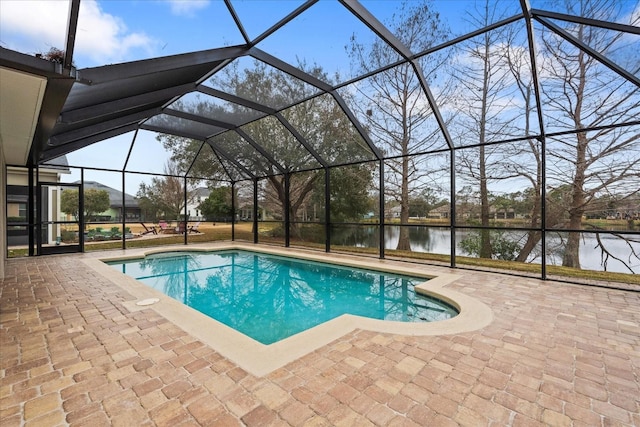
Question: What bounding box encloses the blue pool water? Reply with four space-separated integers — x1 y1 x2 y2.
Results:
107 250 458 344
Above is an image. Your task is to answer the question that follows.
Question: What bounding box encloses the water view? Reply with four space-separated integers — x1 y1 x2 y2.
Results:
331 226 639 274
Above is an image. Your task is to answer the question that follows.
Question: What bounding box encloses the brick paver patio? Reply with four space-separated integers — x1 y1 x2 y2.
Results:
1 249 638 426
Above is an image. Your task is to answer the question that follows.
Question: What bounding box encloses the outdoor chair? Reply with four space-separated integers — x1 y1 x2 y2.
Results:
187 221 201 233
158 221 170 233
140 223 157 235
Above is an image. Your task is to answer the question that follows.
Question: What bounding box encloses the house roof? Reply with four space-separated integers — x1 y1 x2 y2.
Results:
78 180 138 208
428 204 450 214
193 187 211 198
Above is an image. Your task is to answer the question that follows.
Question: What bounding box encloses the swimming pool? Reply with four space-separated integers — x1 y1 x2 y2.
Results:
107 250 458 344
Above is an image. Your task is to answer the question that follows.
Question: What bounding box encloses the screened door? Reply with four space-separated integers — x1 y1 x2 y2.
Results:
38 182 83 255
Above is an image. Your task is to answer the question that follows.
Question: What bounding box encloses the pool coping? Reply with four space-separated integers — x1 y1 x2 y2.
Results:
83 242 493 377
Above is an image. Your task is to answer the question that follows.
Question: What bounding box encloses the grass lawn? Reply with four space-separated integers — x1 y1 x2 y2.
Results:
6 221 637 286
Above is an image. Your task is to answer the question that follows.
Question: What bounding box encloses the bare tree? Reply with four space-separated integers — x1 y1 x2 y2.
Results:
500 26 544 262
453 0 521 259
347 0 449 251
540 0 640 270
137 160 197 220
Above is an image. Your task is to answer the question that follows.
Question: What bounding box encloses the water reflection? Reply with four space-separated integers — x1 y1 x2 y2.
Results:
109 251 457 344
331 225 639 273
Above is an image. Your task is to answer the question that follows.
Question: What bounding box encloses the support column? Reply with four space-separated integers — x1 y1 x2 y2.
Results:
79 169 85 252
284 173 290 248
183 176 188 245
231 182 236 241
325 168 330 253
28 163 35 256
121 172 126 249
253 179 258 244
379 160 385 259
450 150 456 268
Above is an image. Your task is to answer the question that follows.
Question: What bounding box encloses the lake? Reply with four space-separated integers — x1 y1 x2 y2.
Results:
330 225 639 274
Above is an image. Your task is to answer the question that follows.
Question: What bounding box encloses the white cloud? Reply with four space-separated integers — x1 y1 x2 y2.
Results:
75 0 156 64
167 0 209 17
0 0 156 66
0 0 69 52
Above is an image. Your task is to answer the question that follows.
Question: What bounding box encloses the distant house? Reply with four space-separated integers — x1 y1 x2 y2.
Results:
237 194 268 221
77 181 141 221
489 206 516 220
427 203 525 221
186 187 210 221
386 206 401 219
427 204 450 219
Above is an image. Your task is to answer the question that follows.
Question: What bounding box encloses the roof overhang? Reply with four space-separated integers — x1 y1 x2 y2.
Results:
0 66 46 165
0 48 76 166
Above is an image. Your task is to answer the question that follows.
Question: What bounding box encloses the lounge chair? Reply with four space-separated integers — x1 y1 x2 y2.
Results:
140 223 157 235
187 221 201 233
158 221 170 233
176 222 187 234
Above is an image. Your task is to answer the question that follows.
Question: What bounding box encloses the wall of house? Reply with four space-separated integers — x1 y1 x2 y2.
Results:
185 202 203 221
1 148 6 279
186 197 204 221
7 168 60 245
5 167 66 248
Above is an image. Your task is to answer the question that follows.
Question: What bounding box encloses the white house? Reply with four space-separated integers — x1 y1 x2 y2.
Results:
186 187 211 221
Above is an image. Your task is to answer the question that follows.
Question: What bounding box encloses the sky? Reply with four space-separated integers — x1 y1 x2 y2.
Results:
1 0 638 194
0 0 457 194
0 0 493 69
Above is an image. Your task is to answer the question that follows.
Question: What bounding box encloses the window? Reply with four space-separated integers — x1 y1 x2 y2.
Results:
18 203 27 218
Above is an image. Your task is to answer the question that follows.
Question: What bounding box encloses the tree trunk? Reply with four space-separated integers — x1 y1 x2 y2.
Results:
396 90 412 252
267 174 319 240
479 144 492 258
562 43 588 269
562 130 588 268
397 154 412 251
516 186 541 262
516 230 541 262
289 206 300 239
478 30 492 259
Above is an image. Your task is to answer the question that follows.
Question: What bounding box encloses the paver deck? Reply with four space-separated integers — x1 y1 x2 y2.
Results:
1 245 639 426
